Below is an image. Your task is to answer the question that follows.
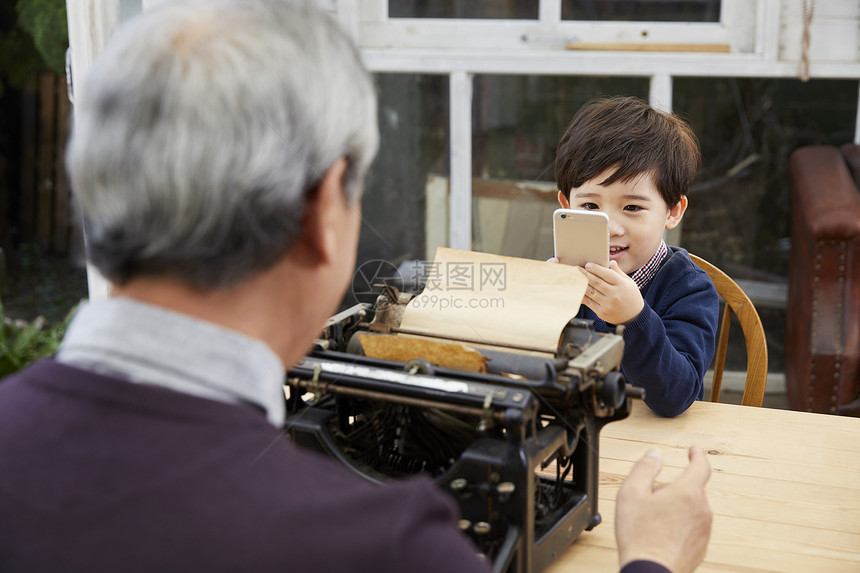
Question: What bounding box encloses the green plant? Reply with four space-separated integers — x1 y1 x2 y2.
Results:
0 0 67 97
0 301 78 378
15 0 67 74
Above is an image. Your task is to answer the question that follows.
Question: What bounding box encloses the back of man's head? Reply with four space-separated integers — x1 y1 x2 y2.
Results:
66 0 379 289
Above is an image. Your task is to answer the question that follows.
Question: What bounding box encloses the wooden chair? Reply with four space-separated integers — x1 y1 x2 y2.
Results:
689 254 769 407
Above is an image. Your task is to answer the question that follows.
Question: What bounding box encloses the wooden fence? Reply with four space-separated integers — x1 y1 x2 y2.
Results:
17 71 78 256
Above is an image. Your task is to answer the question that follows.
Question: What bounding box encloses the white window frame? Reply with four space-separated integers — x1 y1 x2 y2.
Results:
359 0 754 54
342 0 860 249
67 0 860 295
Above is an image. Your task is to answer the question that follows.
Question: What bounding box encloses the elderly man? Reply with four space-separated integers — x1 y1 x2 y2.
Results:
0 1 711 572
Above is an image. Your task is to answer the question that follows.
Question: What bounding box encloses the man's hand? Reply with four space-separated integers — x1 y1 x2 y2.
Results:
580 261 643 325
615 446 713 573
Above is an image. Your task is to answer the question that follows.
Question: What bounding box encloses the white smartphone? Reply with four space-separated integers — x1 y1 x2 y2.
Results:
552 208 610 267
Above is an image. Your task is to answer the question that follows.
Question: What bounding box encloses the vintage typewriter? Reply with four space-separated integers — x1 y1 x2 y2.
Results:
285 286 640 573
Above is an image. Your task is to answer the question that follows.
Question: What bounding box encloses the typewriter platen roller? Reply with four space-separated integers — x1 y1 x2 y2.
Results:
285 289 641 573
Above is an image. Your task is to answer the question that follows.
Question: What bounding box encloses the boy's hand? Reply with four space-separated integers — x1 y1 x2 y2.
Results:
581 261 644 325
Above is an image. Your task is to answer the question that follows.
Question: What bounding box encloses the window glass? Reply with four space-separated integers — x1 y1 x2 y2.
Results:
562 0 721 22
471 75 649 260
389 0 539 19
345 73 449 307
675 77 859 372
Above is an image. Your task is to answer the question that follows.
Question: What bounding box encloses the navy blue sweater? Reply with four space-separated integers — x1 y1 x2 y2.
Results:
578 247 719 417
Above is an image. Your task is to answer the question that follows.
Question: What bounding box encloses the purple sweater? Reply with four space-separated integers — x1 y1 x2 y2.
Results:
0 360 489 573
0 360 669 573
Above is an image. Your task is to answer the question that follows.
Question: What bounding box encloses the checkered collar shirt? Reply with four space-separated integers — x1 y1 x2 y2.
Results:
629 240 669 290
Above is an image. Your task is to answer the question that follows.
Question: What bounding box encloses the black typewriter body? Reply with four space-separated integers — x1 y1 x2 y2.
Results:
285 293 637 573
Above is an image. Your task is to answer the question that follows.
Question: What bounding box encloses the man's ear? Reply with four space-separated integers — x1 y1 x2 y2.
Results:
665 195 688 230
298 158 349 265
557 191 571 209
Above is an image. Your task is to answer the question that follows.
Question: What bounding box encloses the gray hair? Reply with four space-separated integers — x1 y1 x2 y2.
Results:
66 0 379 288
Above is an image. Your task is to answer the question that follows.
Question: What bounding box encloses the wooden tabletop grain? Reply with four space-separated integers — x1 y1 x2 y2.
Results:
547 400 860 573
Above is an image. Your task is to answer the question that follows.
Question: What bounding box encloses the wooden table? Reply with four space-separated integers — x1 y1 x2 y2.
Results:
547 400 860 572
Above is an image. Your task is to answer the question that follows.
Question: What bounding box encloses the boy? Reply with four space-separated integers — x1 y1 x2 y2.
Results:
553 96 719 417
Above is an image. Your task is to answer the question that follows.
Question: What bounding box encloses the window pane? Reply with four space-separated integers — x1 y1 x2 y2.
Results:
345 73 449 307
471 75 649 259
390 0 539 20
562 0 721 22
675 77 859 372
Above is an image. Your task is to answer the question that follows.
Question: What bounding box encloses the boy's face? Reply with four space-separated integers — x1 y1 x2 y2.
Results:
558 167 687 275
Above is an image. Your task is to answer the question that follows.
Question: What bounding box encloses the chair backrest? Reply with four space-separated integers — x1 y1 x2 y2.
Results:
689 254 769 407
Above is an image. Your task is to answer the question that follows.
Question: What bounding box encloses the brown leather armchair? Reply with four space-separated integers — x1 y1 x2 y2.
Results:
787 144 860 416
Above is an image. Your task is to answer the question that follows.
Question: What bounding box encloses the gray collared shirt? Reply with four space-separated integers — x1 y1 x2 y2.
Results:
56 297 286 427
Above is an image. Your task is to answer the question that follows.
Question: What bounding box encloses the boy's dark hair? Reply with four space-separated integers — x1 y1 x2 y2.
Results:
555 96 701 207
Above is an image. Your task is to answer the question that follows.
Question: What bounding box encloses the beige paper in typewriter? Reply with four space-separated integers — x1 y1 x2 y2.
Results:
399 248 588 353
